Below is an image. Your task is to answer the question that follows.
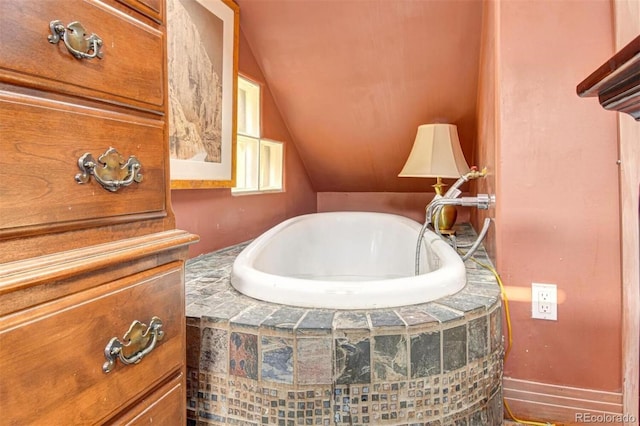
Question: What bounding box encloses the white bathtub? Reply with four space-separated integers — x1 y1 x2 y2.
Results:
230 212 466 309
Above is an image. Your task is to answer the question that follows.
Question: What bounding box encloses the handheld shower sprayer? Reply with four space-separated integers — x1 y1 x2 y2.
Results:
414 167 495 274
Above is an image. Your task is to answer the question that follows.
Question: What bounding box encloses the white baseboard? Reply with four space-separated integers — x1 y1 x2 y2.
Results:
503 377 625 424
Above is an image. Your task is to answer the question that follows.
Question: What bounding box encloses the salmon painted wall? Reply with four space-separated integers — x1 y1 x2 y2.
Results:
317 192 471 224
171 30 317 257
495 0 622 393
170 0 625 397
470 0 498 263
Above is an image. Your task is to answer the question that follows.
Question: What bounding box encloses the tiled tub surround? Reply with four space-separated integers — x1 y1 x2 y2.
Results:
185 225 503 426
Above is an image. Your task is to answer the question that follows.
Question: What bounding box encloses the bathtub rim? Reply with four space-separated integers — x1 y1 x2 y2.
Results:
230 212 467 309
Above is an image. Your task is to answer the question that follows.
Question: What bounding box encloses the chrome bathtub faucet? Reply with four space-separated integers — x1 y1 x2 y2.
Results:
414 168 496 274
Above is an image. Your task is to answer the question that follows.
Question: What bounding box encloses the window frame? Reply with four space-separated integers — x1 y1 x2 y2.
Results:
232 75 284 195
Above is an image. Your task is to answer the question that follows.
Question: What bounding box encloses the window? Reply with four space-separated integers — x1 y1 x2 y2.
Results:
233 76 284 193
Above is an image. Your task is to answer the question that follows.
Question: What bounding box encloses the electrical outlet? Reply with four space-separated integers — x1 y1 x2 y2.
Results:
532 283 557 320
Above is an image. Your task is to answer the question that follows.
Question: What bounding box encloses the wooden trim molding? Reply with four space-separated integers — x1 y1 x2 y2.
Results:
614 0 640 419
576 34 640 121
0 230 198 292
575 2 639 418
503 377 625 424
618 109 640 425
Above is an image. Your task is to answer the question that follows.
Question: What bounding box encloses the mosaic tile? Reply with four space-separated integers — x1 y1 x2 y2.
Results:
229 332 258 379
442 414 468 426
436 292 493 314
333 311 370 330
200 327 228 374
443 325 467 372
460 287 500 308
261 336 294 384
469 409 487 425
467 317 488 361
186 366 199 423
258 307 304 331
297 310 334 332
186 297 224 319
466 251 492 266
463 256 493 271
489 307 502 354
231 305 278 328
396 306 440 327
410 331 440 378
194 281 226 299
485 387 503 425
369 310 406 327
186 322 201 368
297 337 333 385
422 303 464 323
373 334 408 381
466 268 498 282
465 280 501 297
185 284 224 308
205 299 253 320
335 336 371 384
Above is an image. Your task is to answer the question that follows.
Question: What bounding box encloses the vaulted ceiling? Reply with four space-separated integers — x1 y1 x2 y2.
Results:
236 0 483 192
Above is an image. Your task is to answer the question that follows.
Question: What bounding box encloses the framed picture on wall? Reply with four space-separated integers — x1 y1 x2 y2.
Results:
168 0 239 189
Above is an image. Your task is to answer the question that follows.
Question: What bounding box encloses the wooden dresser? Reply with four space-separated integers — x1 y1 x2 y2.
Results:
0 0 198 424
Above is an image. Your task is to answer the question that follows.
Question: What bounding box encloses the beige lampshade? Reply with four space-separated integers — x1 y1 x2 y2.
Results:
398 124 470 178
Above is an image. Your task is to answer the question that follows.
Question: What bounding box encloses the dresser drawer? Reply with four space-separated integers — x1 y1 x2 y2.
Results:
107 374 185 425
0 0 164 112
118 0 164 23
0 91 166 233
0 263 185 425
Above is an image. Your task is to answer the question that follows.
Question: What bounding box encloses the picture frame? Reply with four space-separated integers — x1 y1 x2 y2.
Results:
168 0 239 189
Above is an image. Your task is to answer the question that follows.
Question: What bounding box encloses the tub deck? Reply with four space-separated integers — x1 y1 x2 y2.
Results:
185 223 504 426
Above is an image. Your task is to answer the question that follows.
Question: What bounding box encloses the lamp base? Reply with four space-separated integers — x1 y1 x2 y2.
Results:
431 177 458 233
432 204 458 233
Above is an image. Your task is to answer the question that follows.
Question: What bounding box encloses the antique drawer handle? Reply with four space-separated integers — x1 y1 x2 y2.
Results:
75 147 143 192
48 20 103 60
103 316 164 373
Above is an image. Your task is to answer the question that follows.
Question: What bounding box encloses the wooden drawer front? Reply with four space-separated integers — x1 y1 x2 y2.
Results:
107 374 184 425
0 0 164 111
0 91 165 232
118 0 164 23
0 263 185 425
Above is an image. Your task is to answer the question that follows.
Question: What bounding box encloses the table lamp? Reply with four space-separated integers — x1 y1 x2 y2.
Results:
398 123 470 233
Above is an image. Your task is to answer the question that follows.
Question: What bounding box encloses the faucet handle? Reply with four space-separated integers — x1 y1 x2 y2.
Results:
464 166 488 180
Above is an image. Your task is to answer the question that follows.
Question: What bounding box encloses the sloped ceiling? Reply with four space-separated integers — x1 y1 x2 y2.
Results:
236 0 483 192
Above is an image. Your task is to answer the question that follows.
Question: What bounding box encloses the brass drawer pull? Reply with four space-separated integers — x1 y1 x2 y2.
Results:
48 20 103 60
75 147 143 192
103 316 164 373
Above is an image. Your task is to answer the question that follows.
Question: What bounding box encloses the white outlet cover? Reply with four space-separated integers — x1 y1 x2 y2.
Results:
531 282 558 320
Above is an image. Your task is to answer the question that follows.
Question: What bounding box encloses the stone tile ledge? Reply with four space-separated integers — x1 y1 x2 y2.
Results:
185 223 501 332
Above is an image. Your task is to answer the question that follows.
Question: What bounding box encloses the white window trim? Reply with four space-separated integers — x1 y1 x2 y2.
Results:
232 76 284 195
